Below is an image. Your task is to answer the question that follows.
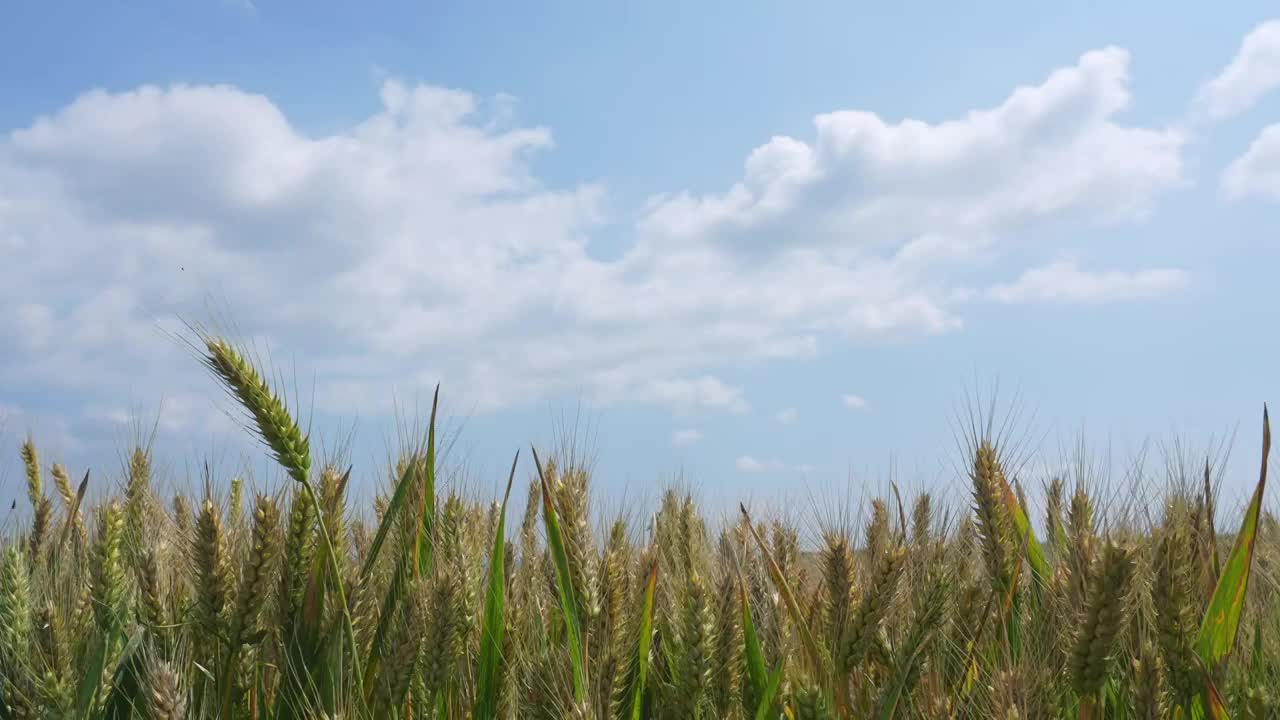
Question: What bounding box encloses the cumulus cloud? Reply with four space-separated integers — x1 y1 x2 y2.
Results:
0 80 607 421
984 261 1190 304
841 394 867 410
1197 20 1280 119
647 376 749 415
671 428 702 447
1223 124 1280 200
640 47 1184 255
0 46 1191 440
775 407 799 424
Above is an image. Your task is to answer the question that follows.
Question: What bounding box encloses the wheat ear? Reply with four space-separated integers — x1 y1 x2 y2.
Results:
200 336 363 689
1070 541 1135 697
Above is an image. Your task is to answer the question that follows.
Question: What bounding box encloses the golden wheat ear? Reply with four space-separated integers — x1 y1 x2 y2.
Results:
145 658 187 720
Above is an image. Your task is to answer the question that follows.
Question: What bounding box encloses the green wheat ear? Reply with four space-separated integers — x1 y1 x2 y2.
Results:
198 333 366 705
1071 541 1136 698
0 545 33 666
20 438 42 509
202 337 311 484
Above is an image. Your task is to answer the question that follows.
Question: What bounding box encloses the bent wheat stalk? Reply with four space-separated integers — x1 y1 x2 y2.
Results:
200 336 366 702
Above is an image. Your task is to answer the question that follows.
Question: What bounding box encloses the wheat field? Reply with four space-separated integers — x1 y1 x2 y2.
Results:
0 334 1276 719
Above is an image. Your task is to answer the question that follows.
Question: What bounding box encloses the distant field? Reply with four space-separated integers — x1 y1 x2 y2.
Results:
0 334 1275 719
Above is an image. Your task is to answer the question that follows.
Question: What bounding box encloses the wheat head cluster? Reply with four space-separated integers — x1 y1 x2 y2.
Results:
0 334 1277 719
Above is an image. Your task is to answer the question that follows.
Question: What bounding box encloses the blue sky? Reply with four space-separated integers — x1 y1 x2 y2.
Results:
2 2 1279 523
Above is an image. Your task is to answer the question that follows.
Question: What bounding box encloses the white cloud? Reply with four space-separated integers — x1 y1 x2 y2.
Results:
640 47 1183 255
735 455 781 474
0 47 1190 434
984 261 1190 305
672 428 703 447
1223 124 1280 200
647 376 749 415
774 407 799 424
0 81 605 418
841 394 867 410
1197 20 1280 119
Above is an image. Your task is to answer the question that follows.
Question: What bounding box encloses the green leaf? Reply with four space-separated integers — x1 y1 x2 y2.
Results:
1204 680 1229 720
997 471 1050 596
362 559 408 707
102 626 148 720
728 530 768 712
473 451 520 720
628 557 659 720
75 628 115 719
359 384 438 583
741 580 768 707
414 386 439 579
1189 672 1231 720
754 660 785 720
1189 405 1269 719
75 569 126 720
319 619 345 715
533 446 588 703
360 385 439 700
1196 405 1270 667
300 538 328 645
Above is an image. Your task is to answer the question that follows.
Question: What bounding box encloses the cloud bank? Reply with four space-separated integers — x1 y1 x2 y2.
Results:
0 44 1199 441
